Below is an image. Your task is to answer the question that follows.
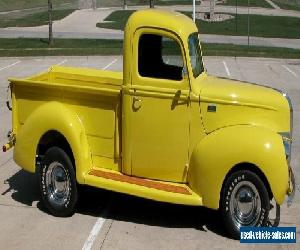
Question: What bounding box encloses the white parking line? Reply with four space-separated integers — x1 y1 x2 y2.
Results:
57 59 68 66
102 58 118 70
282 65 297 77
223 61 231 77
82 217 106 250
0 61 21 72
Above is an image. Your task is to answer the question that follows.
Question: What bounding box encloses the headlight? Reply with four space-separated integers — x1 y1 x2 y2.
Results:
279 132 292 163
280 93 293 164
282 92 293 137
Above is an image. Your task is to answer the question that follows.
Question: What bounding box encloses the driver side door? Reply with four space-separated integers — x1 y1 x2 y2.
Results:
128 28 190 183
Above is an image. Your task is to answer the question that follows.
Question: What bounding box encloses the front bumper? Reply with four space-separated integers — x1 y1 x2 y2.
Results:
287 166 296 207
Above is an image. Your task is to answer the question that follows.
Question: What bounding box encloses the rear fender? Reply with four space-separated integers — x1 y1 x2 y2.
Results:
14 101 91 184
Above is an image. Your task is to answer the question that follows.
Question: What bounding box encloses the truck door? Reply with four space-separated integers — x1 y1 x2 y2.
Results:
124 29 190 183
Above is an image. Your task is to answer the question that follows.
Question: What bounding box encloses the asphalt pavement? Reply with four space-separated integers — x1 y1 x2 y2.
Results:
0 56 299 249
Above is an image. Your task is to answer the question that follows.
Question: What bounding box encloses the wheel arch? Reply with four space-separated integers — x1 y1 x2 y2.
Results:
220 162 273 204
37 130 75 167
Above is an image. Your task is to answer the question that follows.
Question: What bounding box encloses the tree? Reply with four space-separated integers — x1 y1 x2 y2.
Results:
210 0 215 20
92 0 97 10
150 0 154 8
48 0 53 46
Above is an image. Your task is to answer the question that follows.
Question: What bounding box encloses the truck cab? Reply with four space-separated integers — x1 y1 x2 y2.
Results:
122 10 203 182
4 9 295 239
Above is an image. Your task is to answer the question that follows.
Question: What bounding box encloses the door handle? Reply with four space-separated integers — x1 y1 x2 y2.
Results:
171 90 190 110
132 96 142 111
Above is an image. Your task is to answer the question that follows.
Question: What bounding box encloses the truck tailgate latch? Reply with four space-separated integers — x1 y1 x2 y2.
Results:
2 131 16 152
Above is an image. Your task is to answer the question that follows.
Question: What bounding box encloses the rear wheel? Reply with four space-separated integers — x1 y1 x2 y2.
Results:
220 170 270 239
38 146 78 217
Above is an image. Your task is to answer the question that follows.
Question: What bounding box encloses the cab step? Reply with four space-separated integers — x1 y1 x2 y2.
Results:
85 168 202 206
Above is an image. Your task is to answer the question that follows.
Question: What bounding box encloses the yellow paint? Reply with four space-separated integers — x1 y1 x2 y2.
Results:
7 9 292 208
10 66 122 182
188 125 289 209
198 74 290 134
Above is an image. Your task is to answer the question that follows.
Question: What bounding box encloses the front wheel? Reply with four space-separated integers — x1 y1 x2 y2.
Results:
220 170 270 239
38 147 78 217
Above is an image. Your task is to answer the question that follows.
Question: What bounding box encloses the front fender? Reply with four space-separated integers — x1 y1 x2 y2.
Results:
14 101 91 184
188 125 288 209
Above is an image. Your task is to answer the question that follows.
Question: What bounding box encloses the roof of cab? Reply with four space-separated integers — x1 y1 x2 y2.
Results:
125 9 198 40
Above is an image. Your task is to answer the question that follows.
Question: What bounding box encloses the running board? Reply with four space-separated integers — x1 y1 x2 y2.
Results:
84 168 202 206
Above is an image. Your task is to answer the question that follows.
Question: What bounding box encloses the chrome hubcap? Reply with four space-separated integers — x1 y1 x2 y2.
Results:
45 162 70 206
229 181 261 228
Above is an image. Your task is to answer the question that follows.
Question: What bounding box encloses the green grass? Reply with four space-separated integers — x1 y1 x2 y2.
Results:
201 43 300 58
95 0 191 7
0 38 299 58
0 9 76 28
0 38 124 56
156 0 192 5
96 10 134 30
272 0 300 11
0 38 124 50
218 0 273 8
97 10 300 39
192 12 300 38
0 0 77 12
155 0 274 7
95 0 148 7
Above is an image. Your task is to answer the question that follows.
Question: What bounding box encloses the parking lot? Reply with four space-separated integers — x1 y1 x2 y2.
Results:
0 56 299 249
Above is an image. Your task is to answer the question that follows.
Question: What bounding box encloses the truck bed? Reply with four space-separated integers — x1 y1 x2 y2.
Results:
10 66 123 171
10 65 123 95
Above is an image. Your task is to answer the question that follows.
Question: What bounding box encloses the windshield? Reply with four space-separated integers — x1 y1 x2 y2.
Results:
188 32 204 78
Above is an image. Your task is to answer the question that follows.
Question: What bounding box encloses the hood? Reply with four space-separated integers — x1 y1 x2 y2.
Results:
198 75 290 133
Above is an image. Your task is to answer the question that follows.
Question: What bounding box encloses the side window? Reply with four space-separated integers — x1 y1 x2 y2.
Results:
138 34 184 81
188 33 204 78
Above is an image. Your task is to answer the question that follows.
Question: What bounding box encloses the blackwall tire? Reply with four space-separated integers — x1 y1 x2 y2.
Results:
220 170 270 239
38 146 78 217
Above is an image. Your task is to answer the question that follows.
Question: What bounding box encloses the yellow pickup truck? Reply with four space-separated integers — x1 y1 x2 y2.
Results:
3 9 295 238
